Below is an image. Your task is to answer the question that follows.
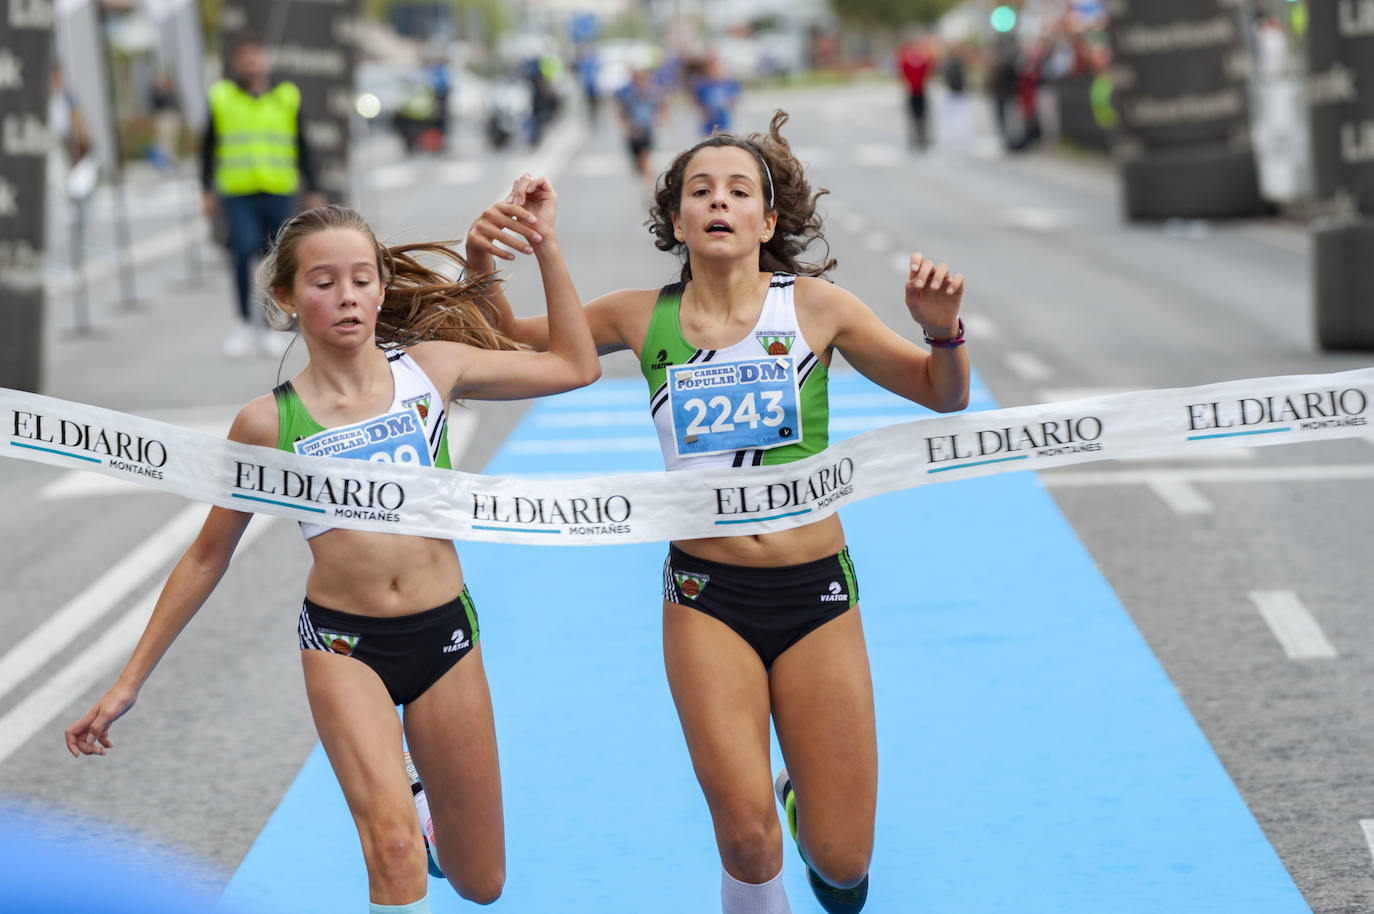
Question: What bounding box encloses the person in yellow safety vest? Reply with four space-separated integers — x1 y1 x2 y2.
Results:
201 36 325 358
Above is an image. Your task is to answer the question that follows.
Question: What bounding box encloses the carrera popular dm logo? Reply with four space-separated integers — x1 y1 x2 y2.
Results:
923 415 1104 473
1185 388 1368 441
10 409 169 479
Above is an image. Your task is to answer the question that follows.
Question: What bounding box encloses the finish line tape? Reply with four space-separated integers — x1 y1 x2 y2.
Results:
4 368 1372 546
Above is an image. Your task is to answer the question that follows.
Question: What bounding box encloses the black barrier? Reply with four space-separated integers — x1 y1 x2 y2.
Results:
0 0 54 392
220 0 359 204
1054 74 1113 152
1308 0 1374 350
1105 0 1262 219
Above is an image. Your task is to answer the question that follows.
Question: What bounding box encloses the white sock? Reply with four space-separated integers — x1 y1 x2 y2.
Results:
368 895 430 913
721 865 791 914
414 788 436 851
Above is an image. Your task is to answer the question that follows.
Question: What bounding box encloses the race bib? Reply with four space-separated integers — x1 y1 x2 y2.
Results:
667 357 802 457
294 408 432 467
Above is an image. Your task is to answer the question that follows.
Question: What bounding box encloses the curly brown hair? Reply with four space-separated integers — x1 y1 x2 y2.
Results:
649 109 836 282
260 204 525 352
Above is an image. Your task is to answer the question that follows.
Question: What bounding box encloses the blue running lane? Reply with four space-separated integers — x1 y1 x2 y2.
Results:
219 371 1310 913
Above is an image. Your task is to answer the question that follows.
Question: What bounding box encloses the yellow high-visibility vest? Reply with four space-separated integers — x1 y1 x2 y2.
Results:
209 79 301 196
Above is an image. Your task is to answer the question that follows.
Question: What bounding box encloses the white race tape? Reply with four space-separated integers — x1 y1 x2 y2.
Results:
4 368 1372 546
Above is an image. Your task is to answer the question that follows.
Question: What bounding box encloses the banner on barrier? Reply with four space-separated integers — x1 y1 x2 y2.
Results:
3 368 1372 546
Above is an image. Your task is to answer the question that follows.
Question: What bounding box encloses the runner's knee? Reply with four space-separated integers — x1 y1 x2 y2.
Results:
361 820 426 888
451 863 504 905
804 840 871 889
715 802 784 881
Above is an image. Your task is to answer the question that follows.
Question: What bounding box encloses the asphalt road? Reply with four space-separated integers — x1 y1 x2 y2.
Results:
3 80 1372 912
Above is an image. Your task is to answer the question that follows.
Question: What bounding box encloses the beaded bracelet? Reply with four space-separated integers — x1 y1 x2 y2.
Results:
923 317 966 349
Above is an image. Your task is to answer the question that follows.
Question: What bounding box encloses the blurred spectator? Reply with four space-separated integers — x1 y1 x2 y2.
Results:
577 48 601 124
896 32 933 151
148 71 180 170
688 55 740 136
939 42 974 154
615 67 665 197
525 55 562 145
427 55 451 141
201 36 324 358
49 63 92 171
990 37 1022 151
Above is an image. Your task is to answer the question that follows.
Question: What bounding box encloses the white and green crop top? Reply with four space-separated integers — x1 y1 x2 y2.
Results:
273 349 451 540
640 273 829 471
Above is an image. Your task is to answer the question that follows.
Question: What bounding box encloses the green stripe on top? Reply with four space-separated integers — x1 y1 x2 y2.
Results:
640 282 693 396
273 381 327 452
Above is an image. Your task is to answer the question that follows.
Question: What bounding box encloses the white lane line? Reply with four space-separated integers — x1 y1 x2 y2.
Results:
841 213 867 234
535 411 651 428
855 144 902 168
506 436 659 455
571 154 622 178
961 313 999 341
997 207 1066 232
0 516 278 767
437 161 484 185
865 231 891 253
1039 386 1135 403
372 163 417 190
1249 590 1338 660
551 388 644 407
0 504 206 706
445 408 479 466
1359 820 1374 865
1146 476 1214 515
1005 351 1054 383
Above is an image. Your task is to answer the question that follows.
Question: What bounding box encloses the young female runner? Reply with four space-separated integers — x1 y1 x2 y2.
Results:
467 113 968 913
64 178 600 913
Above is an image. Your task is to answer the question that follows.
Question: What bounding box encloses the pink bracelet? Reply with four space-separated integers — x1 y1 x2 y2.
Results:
924 317 965 349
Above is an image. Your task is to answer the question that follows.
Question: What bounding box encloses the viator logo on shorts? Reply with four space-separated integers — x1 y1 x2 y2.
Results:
442 627 471 654
820 580 849 603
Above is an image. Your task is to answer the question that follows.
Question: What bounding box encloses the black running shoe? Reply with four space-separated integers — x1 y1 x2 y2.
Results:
774 767 870 914
806 867 870 914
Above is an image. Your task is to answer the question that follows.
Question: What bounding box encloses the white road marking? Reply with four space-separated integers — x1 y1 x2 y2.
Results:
0 505 207 706
841 213 867 234
0 516 277 766
1146 476 1214 514
1249 590 1338 660
997 207 1066 232
446 407 479 465
891 252 912 275
864 232 891 253
961 313 998 340
437 161 484 185
535 411 652 428
1005 351 1054 382
506 436 659 455
1038 387 1136 403
571 154 622 178
854 144 903 168
1359 820 1374 865
372 163 417 190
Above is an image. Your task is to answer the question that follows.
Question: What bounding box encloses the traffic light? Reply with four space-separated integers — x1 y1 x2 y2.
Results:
991 5 1017 32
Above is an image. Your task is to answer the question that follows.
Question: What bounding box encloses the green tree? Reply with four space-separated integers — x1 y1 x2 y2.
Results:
828 0 961 29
